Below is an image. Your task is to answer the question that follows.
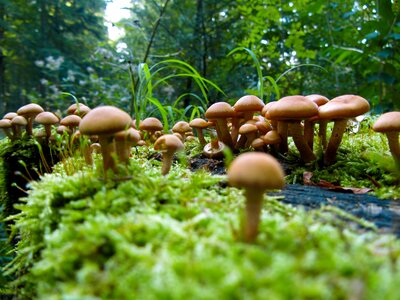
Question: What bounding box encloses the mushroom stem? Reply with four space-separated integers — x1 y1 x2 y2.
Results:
243 189 264 243
215 119 233 148
161 151 174 176
318 120 328 149
98 135 117 176
385 131 400 167
303 120 315 151
195 128 207 146
277 121 288 153
324 119 348 165
290 122 316 163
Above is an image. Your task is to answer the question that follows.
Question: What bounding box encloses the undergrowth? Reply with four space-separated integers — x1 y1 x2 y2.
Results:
2 147 400 299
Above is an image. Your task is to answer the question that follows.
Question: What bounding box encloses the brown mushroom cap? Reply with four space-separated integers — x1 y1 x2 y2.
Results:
234 95 265 114
205 102 235 119
67 103 91 117
60 114 81 128
372 112 400 133
228 152 285 190
3 112 17 120
17 103 44 118
268 95 318 120
139 117 163 132
318 95 370 119
0 119 12 129
172 121 191 135
79 106 132 136
12 115 28 126
35 111 59 125
305 94 329 107
189 118 208 129
154 134 184 175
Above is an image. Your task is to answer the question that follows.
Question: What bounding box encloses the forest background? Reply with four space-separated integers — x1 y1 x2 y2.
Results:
0 0 399 121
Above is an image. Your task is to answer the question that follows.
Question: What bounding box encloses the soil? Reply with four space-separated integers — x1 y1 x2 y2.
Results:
189 155 400 236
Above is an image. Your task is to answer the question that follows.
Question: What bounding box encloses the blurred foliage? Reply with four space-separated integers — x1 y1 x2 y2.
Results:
1 0 399 117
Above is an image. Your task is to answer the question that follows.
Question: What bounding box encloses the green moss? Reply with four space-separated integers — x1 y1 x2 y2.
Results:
4 151 400 299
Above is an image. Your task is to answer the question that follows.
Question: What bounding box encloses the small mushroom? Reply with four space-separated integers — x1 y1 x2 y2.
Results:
373 111 400 167
11 115 28 138
0 119 13 140
79 106 132 176
114 128 141 164
139 117 163 143
189 118 209 146
172 121 192 142
319 95 370 165
227 152 285 243
35 111 59 139
205 102 235 148
154 134 184 175
17 103 44 136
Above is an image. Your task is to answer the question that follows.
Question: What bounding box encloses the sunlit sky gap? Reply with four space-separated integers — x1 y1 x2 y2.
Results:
105 0 131 40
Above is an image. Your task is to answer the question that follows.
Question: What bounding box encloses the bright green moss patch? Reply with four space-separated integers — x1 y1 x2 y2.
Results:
4 153 400 299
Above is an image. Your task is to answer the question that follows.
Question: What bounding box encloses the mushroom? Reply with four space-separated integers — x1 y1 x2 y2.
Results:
139 117 163 143
79 106 132 176
205 102 235 148
251 138 266 152
0 119 13 140
16 103 44 136
227 152 285 243
11 115 28 138
67 103 91 117
60 115 82 134
203 138 226 159
114 128 141 164
236 123 258 149
3 112 17 120
318 95 370 165
262 129 282 154
34 111 59 140
268 96 318 162
189 118 209 146
172 121 192 142
304 94 330 150
154 134 184 175
372 111 400 167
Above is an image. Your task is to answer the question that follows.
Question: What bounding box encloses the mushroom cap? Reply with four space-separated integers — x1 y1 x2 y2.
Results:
318 95 370 119
172 121 191 133
12 116 28 126
372 111 400 133
234 95 264 113
60 114 82 128
262 130 282 144
189 118 208 129
251 138 265 149
57 125 72 135
3 112 17 120
139 117 163 132
67 103 91 117
0 119 12 129
79 106 132 136
239 123 258 134
35 111 59 125
227 152 285 190
268 96 318 120
305 94 329 107
203 140 225 158
114 127 141 143
17 103 44 118
205 102 235 119
154 134 184 152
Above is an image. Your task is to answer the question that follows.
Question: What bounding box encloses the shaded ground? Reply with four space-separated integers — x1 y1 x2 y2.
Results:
189 155 400 236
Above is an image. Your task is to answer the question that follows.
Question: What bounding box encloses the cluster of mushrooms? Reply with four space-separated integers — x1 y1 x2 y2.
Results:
0 95 399 242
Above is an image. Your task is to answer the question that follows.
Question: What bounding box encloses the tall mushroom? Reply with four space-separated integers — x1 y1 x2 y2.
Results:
227 152 285 243
372 111 400 167
154 134 184 175
268 96 318 162
304 94 330 150
189 118 209 146
139 117 163 143
319 95 370 165
205 102 235 149
34 111 59 140
79 106 132 176
17 103 44 136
